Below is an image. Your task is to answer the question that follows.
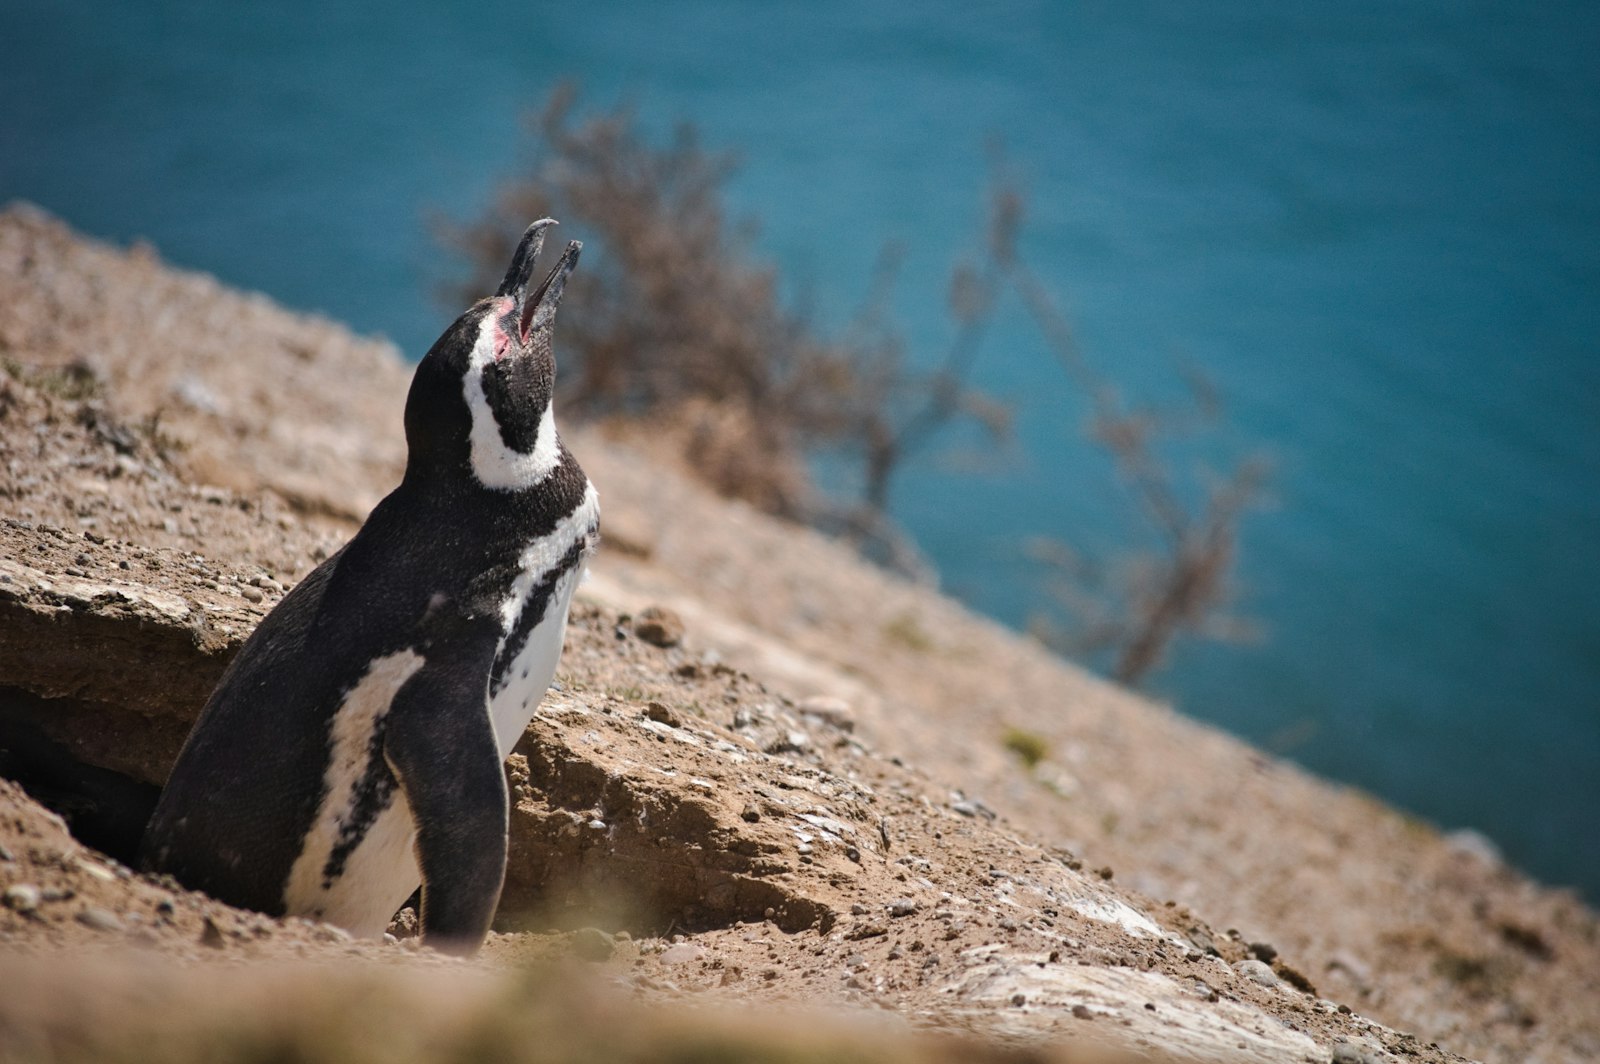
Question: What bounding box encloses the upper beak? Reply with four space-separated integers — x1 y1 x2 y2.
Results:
496 219 583 342
496 218 557 300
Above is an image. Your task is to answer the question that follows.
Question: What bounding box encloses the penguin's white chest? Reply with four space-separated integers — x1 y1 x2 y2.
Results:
488 482 599 757
489 563 583 757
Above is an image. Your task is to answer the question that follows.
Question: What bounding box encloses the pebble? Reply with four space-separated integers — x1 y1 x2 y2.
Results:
632 606 685 648
76 907 123 932
658 942 703 965
797 696 855 732
887 898 918 918
239 585 264 603
3 884 41 913
741 803 762 823
644 701 680 727
1330 1042 1383 1064
571 927 616 962
1234 959 1282 988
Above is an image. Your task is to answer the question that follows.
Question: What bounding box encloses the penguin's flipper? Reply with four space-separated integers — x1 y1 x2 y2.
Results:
383 645 508 955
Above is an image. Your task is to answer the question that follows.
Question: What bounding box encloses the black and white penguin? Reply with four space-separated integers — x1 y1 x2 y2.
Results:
140 221 599 953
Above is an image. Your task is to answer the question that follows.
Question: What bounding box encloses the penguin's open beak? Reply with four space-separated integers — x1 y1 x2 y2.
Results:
495 219 582 343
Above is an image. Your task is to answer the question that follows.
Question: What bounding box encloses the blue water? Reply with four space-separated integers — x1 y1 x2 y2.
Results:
4 2 1597 899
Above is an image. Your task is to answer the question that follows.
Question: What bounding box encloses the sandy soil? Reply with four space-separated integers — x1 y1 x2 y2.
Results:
1 203 1596 1063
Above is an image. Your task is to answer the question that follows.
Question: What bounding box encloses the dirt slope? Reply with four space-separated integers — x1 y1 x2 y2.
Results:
1 203 1595 1063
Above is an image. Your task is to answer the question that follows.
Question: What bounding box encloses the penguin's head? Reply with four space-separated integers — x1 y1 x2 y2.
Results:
404 220 582 491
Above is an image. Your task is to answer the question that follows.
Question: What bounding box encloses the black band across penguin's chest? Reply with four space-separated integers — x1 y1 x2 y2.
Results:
489 537 590 696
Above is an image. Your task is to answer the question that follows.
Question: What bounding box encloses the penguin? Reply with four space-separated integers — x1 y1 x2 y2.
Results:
140 220 599 954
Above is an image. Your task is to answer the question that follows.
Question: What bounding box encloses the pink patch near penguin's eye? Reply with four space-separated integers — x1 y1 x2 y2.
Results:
493 325 510 360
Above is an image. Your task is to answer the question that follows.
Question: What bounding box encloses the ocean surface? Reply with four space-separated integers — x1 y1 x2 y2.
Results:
4 1 1597 899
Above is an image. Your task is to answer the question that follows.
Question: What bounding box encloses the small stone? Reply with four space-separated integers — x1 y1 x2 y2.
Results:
74 552 92 566
571 927 616 962
1443 828 1502 865
887 899 918 918
851 903 869 916
1330 1043 1366 1064
764 731 810 755
844 952 868 969
658 942 703 965
1248 940 1277 963
240 585 264 603
1234 959 1282 988
644 701 680 727
951 801 978 817
200 917 226 949
1274 961 1317 996
315 922 352 943
797 696 855 732
76 908 123 932
3 884 40 913
633 606 684 648
846 922 888 940
1071 1004 1093 1020
741 803 761 823
0 843 13 861
1010 993 1027 1007
387 907 418 938
1187 926 1220 956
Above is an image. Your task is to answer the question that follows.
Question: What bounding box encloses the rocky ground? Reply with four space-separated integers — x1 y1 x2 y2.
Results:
0 203 1595 1063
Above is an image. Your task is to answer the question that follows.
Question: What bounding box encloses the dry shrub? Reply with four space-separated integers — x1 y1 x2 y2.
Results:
439 85 1003 546
444 91 1264 682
